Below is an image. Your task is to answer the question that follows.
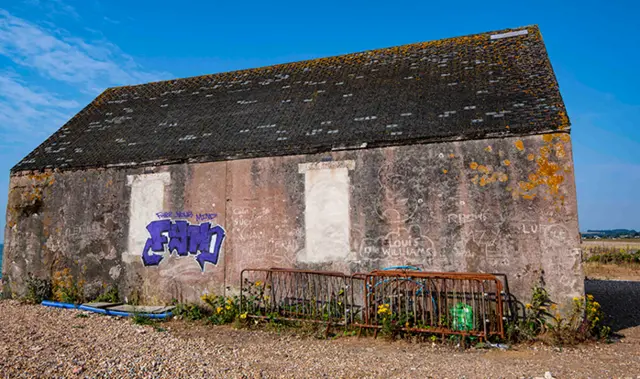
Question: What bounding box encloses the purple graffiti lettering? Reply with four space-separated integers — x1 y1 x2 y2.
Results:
156 212 173 219
175 211 193 218
168 220 189 256
142 220 171 266
142 239 164 266
195 225 225 270
141 220 225 271
195 213 218 222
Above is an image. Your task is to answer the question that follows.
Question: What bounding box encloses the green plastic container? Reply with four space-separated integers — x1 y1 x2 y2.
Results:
450 302 473 331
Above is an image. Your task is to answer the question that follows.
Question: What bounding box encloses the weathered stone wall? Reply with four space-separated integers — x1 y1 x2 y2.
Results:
2 132 583 308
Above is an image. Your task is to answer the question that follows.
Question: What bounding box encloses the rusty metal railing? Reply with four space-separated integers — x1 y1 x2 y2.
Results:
354 270 505 340
240 268 353 326
239 268 506 340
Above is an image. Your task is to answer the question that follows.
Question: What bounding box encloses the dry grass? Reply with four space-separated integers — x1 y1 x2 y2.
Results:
584 262 640 281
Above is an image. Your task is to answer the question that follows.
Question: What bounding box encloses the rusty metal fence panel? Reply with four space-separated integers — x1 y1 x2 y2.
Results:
354 270 505 339
240 268 353 325
240 268 505 339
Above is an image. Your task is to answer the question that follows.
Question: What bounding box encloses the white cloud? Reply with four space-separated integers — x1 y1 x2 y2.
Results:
0 74 78 109
22 0 80 20
0 73 76 141
0 8 171 142
0 9 169 93
103 16 120 24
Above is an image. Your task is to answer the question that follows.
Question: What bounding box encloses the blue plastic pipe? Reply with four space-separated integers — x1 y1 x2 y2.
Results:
42 301 172 319
78 304 173 319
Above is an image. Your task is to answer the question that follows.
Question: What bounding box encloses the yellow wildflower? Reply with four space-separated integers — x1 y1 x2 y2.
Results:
216 307 223 314
377 304 391 316
255 281 263 287
525 303 532 309
225 304 232 310
240 313 247 319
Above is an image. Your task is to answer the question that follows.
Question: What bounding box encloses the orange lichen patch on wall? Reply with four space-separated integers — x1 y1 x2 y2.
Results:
515 140 525 151
20 172 56 204
513 133 571 205
484 146 493 153
7 171 57 226
442 168 448 174
542 134 555 143
503 159 511 166
468 157 508 188
449 153 455 159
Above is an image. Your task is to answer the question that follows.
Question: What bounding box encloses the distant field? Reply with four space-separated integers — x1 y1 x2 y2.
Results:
582 239 640 249
582 240 640 255
581 239 640 270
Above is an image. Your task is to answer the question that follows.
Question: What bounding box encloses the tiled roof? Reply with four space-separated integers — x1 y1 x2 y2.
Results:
12 25 569 173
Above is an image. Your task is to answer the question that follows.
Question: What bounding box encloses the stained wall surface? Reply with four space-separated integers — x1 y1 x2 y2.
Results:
2 132 582 308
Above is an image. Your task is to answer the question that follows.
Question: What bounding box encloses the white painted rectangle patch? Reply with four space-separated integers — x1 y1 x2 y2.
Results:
125 172 170 262
490 30 529 40
299 166 351 263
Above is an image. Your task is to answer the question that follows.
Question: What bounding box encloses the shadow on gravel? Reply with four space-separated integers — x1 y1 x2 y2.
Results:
585 279 640 332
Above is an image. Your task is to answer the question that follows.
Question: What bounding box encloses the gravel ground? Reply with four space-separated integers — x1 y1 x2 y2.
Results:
1 299 639 378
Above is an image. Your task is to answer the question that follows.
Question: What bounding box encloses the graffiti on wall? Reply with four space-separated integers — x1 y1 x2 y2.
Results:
231 204 300 267
155 211 218 222
355 223 435 265
142 218 226 271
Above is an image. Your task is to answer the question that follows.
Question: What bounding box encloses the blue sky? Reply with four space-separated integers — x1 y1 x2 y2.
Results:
1 0 639 242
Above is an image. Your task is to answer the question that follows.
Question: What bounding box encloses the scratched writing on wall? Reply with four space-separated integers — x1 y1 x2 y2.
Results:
142 219 225 271
155 211 218 223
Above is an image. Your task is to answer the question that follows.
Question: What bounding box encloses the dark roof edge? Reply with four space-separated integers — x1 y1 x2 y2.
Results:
10 127 570 177
536 27 571 128
8 88 114 173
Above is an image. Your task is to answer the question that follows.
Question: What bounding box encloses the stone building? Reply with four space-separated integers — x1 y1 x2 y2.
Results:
2 25 582 308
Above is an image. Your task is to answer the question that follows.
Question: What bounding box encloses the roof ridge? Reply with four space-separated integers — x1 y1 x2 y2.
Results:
105 25 539 92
